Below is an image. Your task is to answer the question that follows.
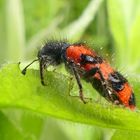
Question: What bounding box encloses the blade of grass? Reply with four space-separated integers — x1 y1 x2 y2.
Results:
107 0 133 67
5 0 25 61
62 0 103 40
129 4 140 71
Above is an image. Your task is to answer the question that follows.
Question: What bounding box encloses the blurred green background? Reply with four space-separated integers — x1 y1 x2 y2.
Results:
0 0 140 139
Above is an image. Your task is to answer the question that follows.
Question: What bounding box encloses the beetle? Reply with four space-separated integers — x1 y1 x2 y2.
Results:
22 40 136 109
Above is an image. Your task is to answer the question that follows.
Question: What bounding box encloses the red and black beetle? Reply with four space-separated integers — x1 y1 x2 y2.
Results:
22 40 136 110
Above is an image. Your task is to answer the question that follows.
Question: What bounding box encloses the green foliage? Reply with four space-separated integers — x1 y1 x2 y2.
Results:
23 0 66 40
108 0 140 71
0 109 45 140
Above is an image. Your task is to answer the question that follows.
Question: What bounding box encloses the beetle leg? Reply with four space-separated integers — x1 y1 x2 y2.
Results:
39 59 46 86
69 61 92 104
83 67 116 102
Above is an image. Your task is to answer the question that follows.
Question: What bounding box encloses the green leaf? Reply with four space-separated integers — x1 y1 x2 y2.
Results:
0 109 46 140
0 111 24 140
0 64 140 131
111 129 140 140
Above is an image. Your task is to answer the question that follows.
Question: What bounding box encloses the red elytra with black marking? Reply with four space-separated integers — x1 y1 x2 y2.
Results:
22 40 136 110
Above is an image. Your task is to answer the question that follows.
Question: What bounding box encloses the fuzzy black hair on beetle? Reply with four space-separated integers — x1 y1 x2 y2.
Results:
38 40 70 65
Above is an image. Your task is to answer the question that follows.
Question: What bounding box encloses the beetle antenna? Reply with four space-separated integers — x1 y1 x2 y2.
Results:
21 59 38 75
